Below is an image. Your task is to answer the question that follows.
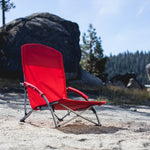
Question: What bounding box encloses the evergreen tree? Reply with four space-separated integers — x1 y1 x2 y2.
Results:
80 24 108 79
105 51 150 84
0 0 15 26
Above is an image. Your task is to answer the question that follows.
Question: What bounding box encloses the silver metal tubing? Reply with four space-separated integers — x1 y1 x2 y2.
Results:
54 110 71 122
91 106 101 126
59 104 99 126
58 108 88 127
20 109 34 122
24 88 27 115
42 95 58 128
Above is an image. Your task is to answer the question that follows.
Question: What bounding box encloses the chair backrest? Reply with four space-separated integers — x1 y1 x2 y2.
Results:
21 44 67 109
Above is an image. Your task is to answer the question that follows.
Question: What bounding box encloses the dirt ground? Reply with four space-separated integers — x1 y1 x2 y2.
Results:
0 91 150 150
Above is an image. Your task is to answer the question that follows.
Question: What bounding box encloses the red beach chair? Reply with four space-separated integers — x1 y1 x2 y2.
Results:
20 43 106 128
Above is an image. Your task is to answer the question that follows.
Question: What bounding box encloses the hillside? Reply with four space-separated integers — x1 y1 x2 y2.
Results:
105 51 150 84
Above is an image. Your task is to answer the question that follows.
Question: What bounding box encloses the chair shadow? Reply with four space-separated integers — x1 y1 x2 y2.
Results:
58 123 126 134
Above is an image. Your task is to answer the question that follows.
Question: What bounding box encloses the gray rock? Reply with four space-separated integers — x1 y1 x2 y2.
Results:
68 67 102 89
127 78 141 89
110 73 143 89
0 13 81 80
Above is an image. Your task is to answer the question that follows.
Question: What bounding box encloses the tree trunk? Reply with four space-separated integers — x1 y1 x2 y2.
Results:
2 0 5 26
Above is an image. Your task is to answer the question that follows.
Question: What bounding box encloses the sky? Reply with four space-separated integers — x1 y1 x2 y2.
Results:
0 0 150 56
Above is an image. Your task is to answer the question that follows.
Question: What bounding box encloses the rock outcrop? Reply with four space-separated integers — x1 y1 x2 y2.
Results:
0 13 81 80
68 67 102 89
110 72 143 89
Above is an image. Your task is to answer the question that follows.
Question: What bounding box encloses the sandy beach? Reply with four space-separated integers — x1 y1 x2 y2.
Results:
0 91 150 150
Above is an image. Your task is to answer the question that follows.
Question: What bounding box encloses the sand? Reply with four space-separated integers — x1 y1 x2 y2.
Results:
0 91 150 150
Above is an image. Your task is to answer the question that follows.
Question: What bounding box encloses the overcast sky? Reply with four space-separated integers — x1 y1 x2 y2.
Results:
1 0 150 56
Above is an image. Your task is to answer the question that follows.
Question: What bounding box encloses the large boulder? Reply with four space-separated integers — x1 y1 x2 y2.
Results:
0 12 102 88
0 13 81 80
110 72 144 89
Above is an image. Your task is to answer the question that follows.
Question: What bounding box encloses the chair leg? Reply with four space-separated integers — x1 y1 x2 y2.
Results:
22 87 28 115
49 104 58 128
42 95 58 128
20 109 34 122
91 106 101 126
20 87 34 122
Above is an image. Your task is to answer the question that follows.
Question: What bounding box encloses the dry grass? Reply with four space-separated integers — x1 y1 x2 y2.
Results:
99 85 150 106
0 78 21 91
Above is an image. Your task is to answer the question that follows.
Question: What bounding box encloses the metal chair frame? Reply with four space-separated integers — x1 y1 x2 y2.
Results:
20 84 101 128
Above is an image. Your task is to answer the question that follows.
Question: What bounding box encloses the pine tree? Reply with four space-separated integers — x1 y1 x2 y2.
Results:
105 51 150 84
80 24 108 80
0 0 15 26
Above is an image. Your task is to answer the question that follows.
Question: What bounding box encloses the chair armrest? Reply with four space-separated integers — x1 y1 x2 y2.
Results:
67 86 89 100
23 82 44 96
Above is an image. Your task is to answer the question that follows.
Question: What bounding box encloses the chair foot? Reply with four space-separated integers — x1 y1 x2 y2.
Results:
20 118 25 122
96 123 102 126
20 109 34 123
58 118 63 122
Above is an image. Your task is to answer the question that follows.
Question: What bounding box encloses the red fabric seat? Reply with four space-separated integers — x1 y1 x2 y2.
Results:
22 44 105 110
22 44 67 109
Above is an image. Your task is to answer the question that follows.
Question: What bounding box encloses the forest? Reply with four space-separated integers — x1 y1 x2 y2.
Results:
105 51 150 85
80 24 150 86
